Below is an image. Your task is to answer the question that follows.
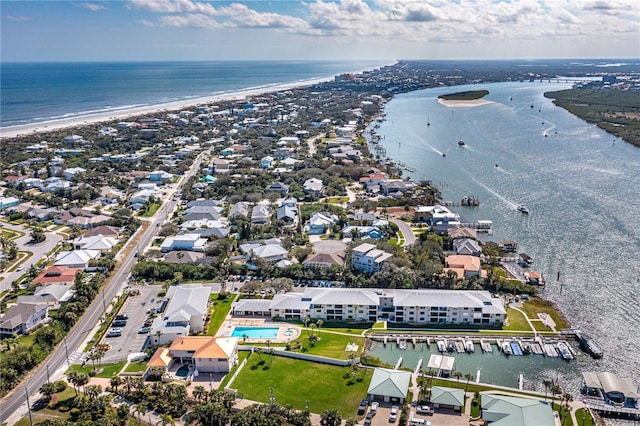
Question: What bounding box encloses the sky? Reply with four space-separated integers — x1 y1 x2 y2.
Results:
1 0 639 62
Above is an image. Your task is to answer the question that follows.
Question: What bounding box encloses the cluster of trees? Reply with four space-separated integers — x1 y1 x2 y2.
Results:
132 260 221 282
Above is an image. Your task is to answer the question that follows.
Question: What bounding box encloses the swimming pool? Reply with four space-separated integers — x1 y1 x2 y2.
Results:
231 326 280 339
175 364 190 378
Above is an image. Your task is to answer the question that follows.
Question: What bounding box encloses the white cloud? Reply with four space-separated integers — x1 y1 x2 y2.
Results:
157 13 226 29
79 3 107 12
128 0 216 15
5 15 31 23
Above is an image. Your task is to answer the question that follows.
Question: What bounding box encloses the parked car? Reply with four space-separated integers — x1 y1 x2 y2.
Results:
112 320 127 327
358 399 368 415
144 319 154 327
416 405 433 415
370 401 379 415
389 406 398 422
138 327 150 334
115 314 129 320
107 328 122 337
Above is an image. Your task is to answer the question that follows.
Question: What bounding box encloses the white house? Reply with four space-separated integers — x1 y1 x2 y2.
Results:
303 178 325 197
0 196 20 211
149 170 174 182
54 250 101 268
63 167 86 180
251 205 271 225
149 285 212 346
352 243 393 273
73 235 119 252
160 234 208 252
0 302 49 336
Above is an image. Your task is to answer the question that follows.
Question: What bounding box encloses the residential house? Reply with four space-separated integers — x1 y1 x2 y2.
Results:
0 302 49 336
149 170 174 182
443 255 484 279
146 336 239 378
73 235 119 252
448 227 477 240
380 180 415 197
453 238 482 257
160 234 208 252
210 158 230 173
430 386 465 411
302 252 345 269
32 266 80 286
481 394 555 426
250 205 271 225
303 178 324 198
306 212 339 235
367 368 411 404
260 156 275 169
163 251 208 265
500 240 518 253
352 243 393 272
54 250 101 269
63 167 86 180
0 196 20 211
85 225 120 238
149 285 212 346
414 205 461 235
239 239 288 264
265 182 290 197
229 202 249 220
17 284 74 309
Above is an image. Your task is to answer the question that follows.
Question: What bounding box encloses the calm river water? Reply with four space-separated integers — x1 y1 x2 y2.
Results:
369 81 640 399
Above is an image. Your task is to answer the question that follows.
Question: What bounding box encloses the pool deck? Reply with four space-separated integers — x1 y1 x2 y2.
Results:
218 317 301 344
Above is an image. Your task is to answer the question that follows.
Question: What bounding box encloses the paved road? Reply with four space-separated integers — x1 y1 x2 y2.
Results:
0 222 63 293
389 218 416 246
0 150 207 424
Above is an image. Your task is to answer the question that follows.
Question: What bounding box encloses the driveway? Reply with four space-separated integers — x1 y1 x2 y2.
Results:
0 221 64 292
389 218 416 247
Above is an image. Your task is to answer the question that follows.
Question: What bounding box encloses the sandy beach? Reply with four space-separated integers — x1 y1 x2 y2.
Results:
437 98 494 107
0 76 335 139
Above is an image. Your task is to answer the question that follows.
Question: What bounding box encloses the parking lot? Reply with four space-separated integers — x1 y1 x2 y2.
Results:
101 285 164 363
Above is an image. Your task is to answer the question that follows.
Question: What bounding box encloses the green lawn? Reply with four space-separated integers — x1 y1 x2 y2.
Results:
231 356 372 418
288 330 365 359
66 361 126 378
124 360 149 373
220 350 251 388
14 385 78 426
503 307 533 332
206 294 235 336
574 408 593 426
520 298 569 330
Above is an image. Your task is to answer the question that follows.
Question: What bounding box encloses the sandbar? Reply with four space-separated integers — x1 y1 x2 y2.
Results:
0 76 334 139
437 98 494 108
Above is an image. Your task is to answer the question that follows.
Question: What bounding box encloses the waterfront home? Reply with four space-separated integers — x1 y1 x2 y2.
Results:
443 255 484 278
0 302 49 336
448 226 477 240
415 205 461 235
500 240 518 253
149 285 212 346
380 180 415 197
582 372 639 409
481 394 555 426
352 243 393 273
145 336 239 379
160 234 208 252
453 238 482 257
245 287 506 325
367 368 411 404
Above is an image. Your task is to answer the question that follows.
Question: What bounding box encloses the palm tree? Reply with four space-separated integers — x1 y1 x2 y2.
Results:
40 382 56 400
320 409 342 426
464 373 474 394
192 385 207 403
453 371 463 383
303 315 310 328
542 379 552 402
85 384 103 401
316 319 324 329
110 376 123 394
308 323 317 340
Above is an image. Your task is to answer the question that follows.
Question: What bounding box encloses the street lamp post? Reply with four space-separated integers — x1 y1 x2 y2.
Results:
25 386 33 426
63 337 70 368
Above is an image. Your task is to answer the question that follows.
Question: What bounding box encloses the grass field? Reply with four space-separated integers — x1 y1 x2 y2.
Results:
289 330 365 359
124 360 149 373
206 293 235 335
231 356 371 418
66 361 126 378
503 308 532 332
520 298 569 330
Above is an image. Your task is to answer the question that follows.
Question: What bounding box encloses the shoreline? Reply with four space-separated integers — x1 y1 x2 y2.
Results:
437 98 494 108
0 60 397 140
0 77 332 139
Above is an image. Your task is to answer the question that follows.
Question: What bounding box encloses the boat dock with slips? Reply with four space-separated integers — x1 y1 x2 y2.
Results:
368 333 582 360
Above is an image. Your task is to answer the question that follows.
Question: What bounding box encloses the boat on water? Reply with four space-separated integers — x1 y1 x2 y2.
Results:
517 204 530 214
437 340 446 353
465 339 475 353
457 140 465 146
510 341 524 356
557 342 574 360
501 341 512 356
576 332 604 359
461 196 480 207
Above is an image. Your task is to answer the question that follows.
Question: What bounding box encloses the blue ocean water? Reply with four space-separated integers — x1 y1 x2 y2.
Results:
0 60 387 128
